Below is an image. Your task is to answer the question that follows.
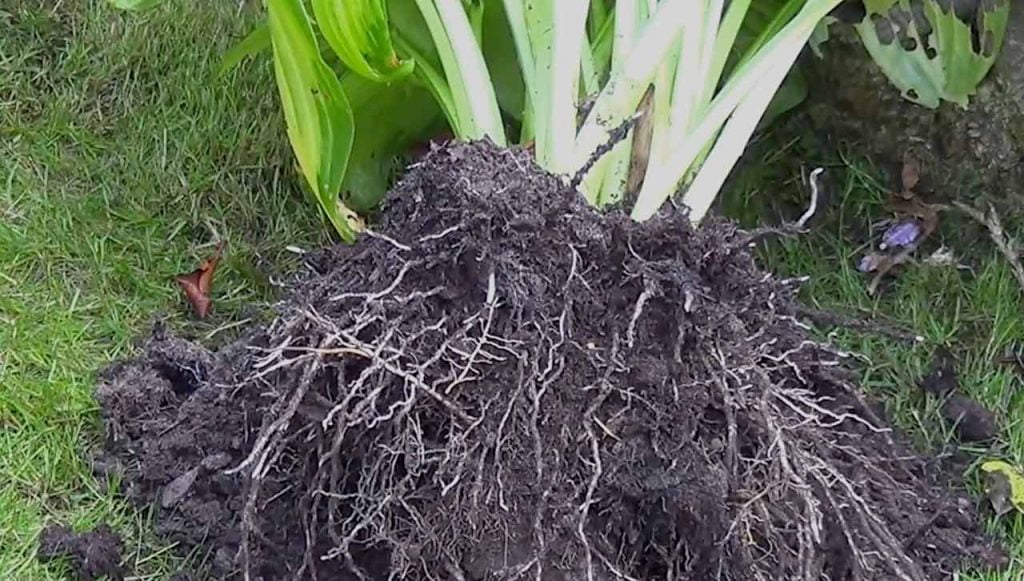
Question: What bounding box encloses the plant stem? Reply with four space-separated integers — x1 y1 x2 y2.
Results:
417 0 506 144
630 0 843 222
572 0 689 204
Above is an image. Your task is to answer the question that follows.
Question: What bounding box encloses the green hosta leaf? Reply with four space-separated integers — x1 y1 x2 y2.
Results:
267 0 360 241
311 0 415 83
341 74 443 211
855 0 1010 108
107 0 163 9
219 22 271 76
390 0 461 132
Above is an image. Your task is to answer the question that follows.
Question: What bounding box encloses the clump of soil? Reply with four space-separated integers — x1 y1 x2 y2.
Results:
95 141 1004 580
37 524 123 581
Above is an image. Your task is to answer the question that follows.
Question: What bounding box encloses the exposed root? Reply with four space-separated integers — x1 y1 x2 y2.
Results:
94 141 1004 580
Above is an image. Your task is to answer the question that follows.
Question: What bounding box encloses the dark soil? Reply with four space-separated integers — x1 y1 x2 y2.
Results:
94 141 1005 580
919 347 999 443
37 524 123 581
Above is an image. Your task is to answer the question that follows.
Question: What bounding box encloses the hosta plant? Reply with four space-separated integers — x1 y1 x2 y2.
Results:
111 0 847 237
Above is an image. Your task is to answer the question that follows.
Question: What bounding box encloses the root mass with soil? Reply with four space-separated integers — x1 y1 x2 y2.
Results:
95 141 1003 580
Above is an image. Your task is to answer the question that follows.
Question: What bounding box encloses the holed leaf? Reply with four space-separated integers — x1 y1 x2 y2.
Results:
854 0 1010 108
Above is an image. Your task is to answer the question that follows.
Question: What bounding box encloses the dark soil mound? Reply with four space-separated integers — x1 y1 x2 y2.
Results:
37 524 123 580
94 141 1004 580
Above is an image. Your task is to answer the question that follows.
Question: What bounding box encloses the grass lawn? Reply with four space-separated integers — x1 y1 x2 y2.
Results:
2 1 1023 579
1 1 326 577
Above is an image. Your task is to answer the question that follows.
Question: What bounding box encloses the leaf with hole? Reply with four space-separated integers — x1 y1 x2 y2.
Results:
854 0 1010 108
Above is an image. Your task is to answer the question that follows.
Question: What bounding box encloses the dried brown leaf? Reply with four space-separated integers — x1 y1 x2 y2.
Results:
175 241 226 319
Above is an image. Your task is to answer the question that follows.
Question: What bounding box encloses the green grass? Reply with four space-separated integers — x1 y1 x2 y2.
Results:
2 1 1023 579
1 1 326 577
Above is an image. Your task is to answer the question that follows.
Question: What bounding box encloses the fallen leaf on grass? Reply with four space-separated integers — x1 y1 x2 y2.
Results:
175 241 226 319
980 460 1024 517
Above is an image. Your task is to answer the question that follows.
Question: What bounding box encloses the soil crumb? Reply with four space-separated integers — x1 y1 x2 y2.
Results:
95 140 1004 580
37 524 123 581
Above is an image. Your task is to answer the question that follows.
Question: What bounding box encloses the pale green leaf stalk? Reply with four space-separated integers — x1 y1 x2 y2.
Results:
679 55 795 222
544 0 590 174
312 0 415 83
855 0 1010 108
581 31 601 98
501 0 538 143
522 1 556 163
413 0 507 144
267 0 360 241
573 0 693 205
631 0 844 222
639 0 676 187
593 0 644 206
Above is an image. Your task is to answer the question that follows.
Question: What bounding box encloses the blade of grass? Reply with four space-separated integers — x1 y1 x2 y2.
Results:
219 21 270 77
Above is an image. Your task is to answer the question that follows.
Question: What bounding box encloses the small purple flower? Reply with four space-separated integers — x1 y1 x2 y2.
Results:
880 220 922 250
858 253 885 273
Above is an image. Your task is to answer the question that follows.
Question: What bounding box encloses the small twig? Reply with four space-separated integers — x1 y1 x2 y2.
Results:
954 201 1024 295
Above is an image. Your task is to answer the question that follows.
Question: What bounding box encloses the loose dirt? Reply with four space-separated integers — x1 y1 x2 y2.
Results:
92 141 1004 580
37 524 123 581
